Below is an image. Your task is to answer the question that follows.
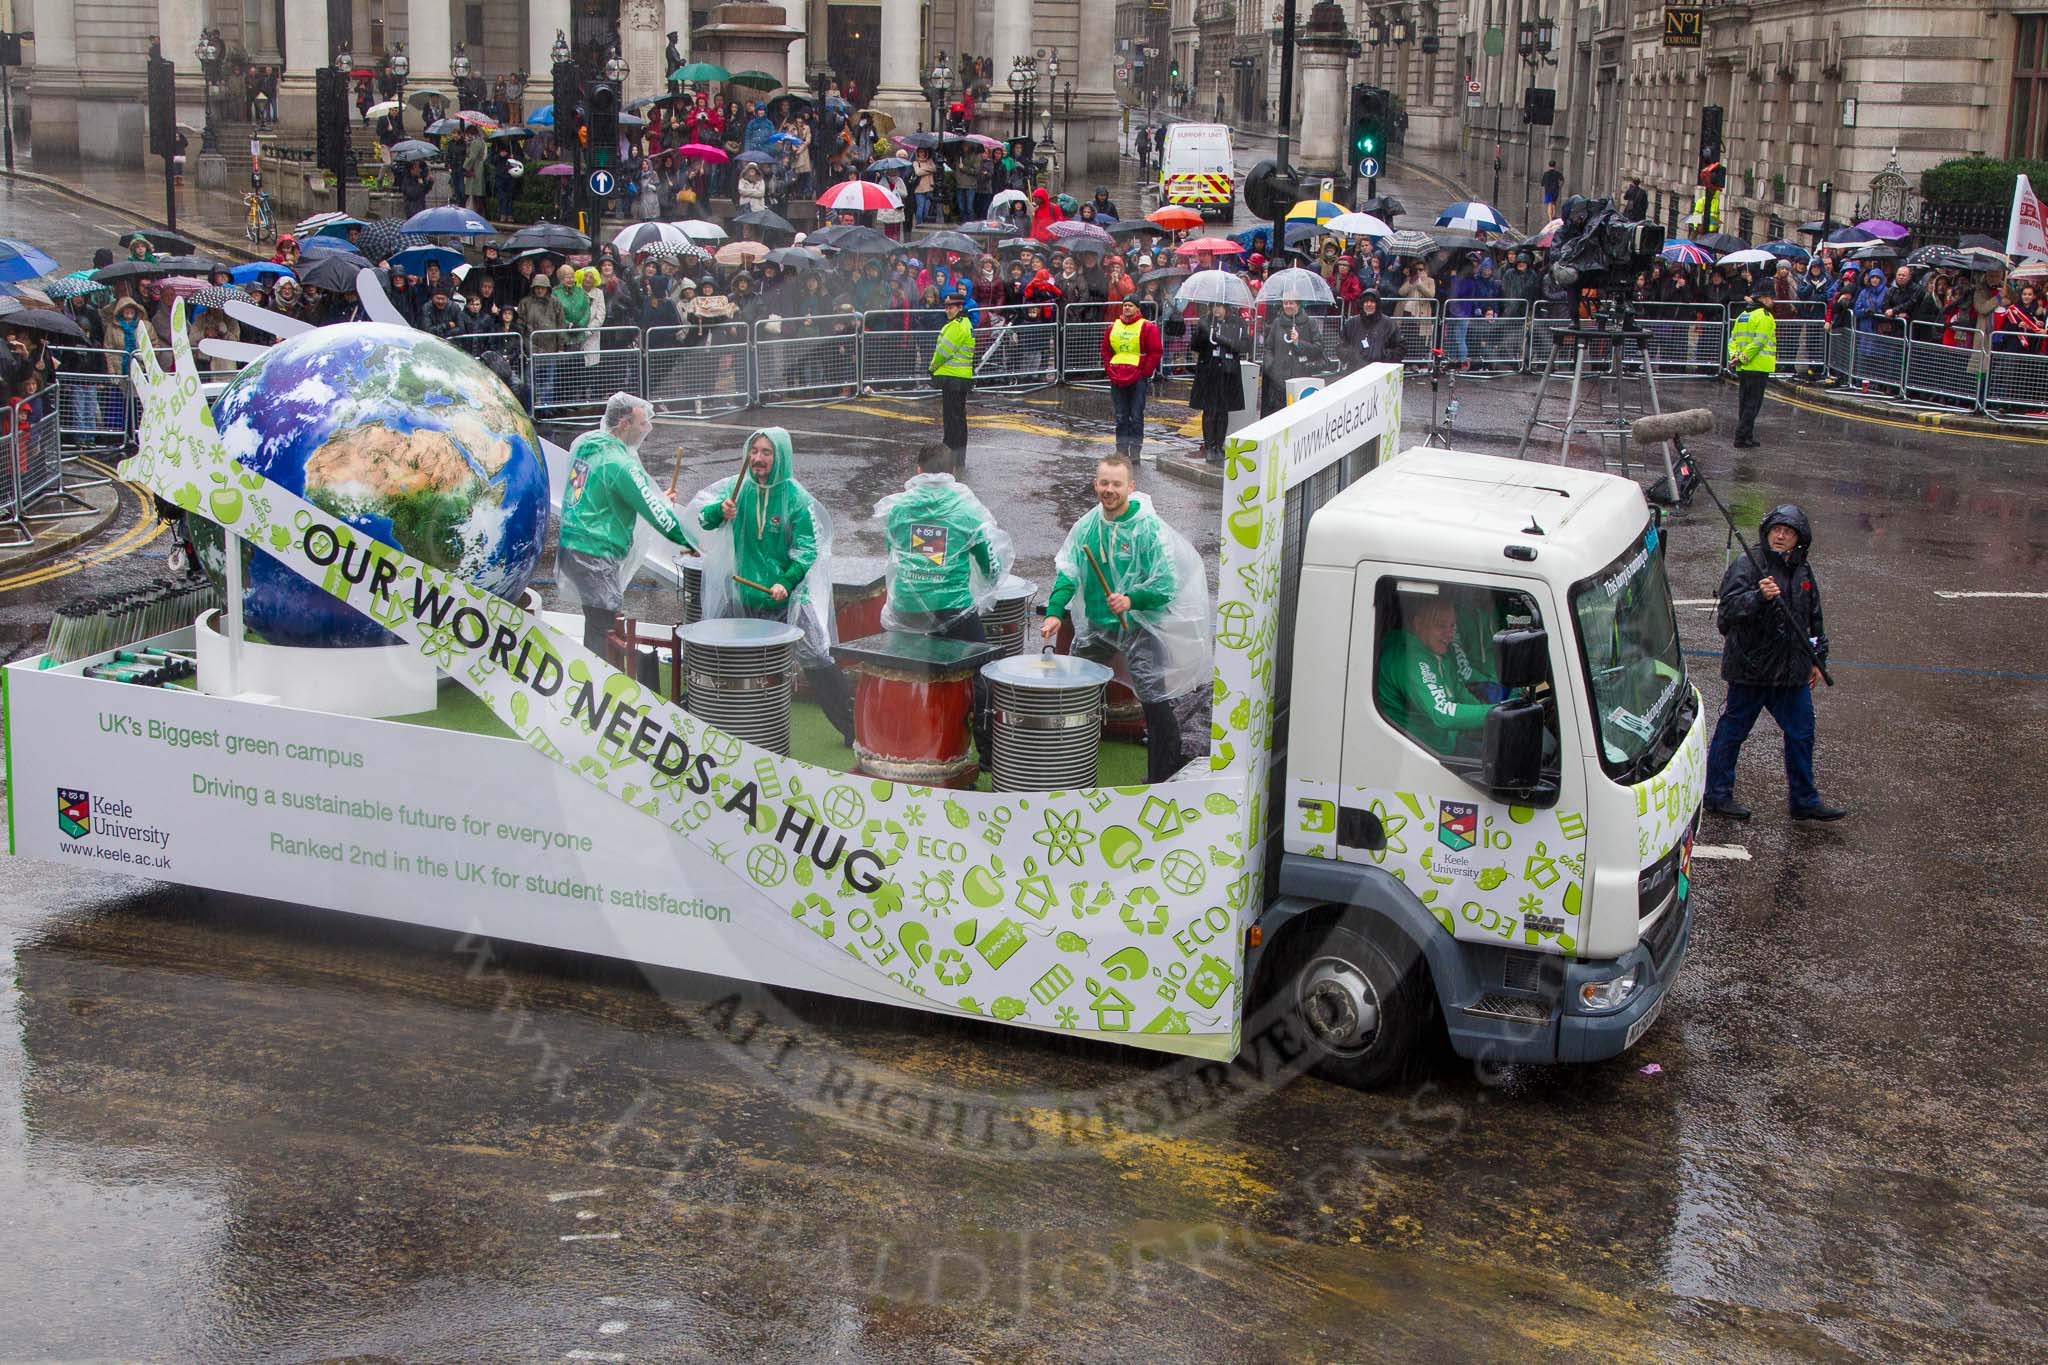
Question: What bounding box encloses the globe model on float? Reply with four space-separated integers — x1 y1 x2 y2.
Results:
194 322 550 648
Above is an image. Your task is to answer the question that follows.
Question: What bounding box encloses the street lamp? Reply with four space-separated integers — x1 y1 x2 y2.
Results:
551 30 570 68
604 50 629 84
451 42 472 108
1007 56 1030 141
926 51 952 131
194 29 221 155
336 46 352 74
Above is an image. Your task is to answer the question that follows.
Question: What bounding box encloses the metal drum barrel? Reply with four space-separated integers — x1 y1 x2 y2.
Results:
982 652 1114 791
678 618 804 755
979 574 1037 657
677 556 704 625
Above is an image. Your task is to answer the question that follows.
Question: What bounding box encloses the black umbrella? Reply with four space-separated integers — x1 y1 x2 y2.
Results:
912 230 981 256
731 208 796 235
898 130 971 153
0 300 86 341
1847 241 1899 262
297 254 374 292
485 126 531 141
1106 220 1165 238
765 246 824 270
1697 231 1750 255
828 226 896 255
149 254 232 277
952 220 1009 239
1904 244 1950 269
503 223 591 252
388 140 442 162
1359 195 1407 220
189 285 255 309
1137 267 1189 288
1428 229 1488 251
91 260 175 283
804 224 860 249
1960 233 2004 252
118 228 195 255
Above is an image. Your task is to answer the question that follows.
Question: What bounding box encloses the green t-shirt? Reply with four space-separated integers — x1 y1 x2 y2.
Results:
558 430 694 562
1377 628 1493 755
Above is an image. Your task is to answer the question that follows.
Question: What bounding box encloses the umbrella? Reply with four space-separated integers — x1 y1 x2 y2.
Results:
964 133 1004 152
676 219 729 243
1953 246 2010 273
485 127 531 141
867 156 912 175
311 218 368 240
675 142 729 163
293 210 358 235
671 62 731 83
1257 267 1335 305
0 282 52 305
228 262 295 287
425 118 464 136
45 276 113 301
117 229 194 255
1383 229 1438 259
154 275 210 301
366 100 403 120
1696 231 1750 255
1435 201 1511 234
1147 205 1205 231
1048 221 1113 250
149 254 230 277
524 104 555 127
92 260 173 283
1056 194 1082 216
387 245 464 275
1173 268 1255 309
732 208 797 235
715 240 770 266
613 221 692 252
1288 199 1346 223
996 237 1037 253
1903 244 1952 270
537 162 576 176
1717 248 1777 267
1107 220 1166 239
1960 233 2004 252
1847 241 1899 262
1284 222 1330 250
768 131 804 147
818 179 901 211
988 188 1030 214
1826 226 1878 245
897 130 969 152
766 246 825 270
953 220 1010 238
0 238 59 283
1325 211 1394 239
728 70 782 90
823 226 895 255
734 149 782 166
913 231 983 256
1358 195 1407 220
188 285 255 310
402 205 494 235
0 301 85 341
456 110 499 128
297 255 373 292
1175 236 1244 257
1428 229 1488 251
1137 266 1190 289
644 239 711 265
388 140 440 162
1762 240 1811 262
354 220 406 263
348 68 375 79
1854 219 1910 241
503 223 591 252
1660 240 1713 266
406 87 450 108
857 108 898 136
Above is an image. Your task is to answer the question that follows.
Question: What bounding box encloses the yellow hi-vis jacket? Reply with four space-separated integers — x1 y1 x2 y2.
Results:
930 314 975 378
1727 305 1777 372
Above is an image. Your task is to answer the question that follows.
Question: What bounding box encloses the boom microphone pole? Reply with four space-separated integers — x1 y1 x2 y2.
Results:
1629 408 1834 687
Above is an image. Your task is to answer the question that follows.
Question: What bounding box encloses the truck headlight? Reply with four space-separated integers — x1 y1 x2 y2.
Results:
1579 969 1639 1012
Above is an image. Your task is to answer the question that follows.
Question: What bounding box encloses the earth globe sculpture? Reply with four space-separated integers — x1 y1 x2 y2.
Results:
194 322 550 648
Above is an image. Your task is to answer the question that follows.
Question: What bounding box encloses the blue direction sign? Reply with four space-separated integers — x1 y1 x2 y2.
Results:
1360 156 1381 179
588 168 616 197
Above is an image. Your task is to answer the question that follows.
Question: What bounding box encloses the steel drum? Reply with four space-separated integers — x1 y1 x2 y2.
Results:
677 618 804 755
676 556 704 626
982 650 1114 791
979 574 1038 657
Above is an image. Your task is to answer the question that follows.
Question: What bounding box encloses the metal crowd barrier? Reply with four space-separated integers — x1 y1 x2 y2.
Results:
1982 337 2048 419
1903 320 1982 409
1060 301 1140 388
754 315 861 406
1838 324 1907 396
51 348 136 451
858 311 946 396
529 325 645 416
644 322 752 418
1438 299 1530 372
1774 303 1829 376
971 305 1060 392
1631 302 1727 377
1 397 91 546
447 329 525 371
1389 298 1441 367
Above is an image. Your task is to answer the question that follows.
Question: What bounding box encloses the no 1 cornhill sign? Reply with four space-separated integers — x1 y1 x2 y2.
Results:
1664 6 1703 48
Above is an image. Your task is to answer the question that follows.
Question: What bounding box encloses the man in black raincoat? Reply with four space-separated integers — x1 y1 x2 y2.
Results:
1704 505 1847 822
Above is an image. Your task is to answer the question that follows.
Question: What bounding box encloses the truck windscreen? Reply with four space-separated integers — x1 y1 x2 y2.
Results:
1571 522 1690 780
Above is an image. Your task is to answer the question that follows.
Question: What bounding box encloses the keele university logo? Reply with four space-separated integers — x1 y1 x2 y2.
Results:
58 787 90 839
1437 799 1477 852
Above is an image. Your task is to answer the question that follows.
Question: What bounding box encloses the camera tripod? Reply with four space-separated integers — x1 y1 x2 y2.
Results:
1421 347 1462 448
1512 304 1684 502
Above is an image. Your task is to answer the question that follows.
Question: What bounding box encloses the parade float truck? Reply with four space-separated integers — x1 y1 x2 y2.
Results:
0 323 1701 1090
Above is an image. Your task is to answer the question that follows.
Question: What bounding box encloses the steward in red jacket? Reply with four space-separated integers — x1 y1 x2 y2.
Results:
1099 297 1164 459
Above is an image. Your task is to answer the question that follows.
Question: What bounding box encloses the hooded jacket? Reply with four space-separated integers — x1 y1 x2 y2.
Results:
697 427 823 610
559 428 695 562
1715 504 1827 687
1030 187 1063 242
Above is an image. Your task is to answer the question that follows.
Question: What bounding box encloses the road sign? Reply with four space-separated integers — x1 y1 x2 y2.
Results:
1467 79 1482 96
1230 56 1256 70
1144 46 1160 57
1360 156 1380 179
1115 61 1131 81
588 168 616 197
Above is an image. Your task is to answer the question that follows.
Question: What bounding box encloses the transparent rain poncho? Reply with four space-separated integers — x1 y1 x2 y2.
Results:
686 426 837 659
873 472 1017 632
1052 490 1212 701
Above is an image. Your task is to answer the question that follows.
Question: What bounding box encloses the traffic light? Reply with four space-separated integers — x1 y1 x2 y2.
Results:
585 82 619 166
149 53 178 161
1699 103 1724 185
1348 84 1393 185
1169 60 1180 85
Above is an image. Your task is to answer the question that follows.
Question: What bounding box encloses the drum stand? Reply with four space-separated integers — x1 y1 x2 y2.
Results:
1513 319 1681 501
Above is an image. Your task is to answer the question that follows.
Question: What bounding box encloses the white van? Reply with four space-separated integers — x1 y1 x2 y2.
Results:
1158 122 1236 217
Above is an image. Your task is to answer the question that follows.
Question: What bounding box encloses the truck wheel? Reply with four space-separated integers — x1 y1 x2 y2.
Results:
1263 919 1429 1090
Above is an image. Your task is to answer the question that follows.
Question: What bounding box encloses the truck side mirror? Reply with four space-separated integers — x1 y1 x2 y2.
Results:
1493 627 1549 690
1482 699 1556 805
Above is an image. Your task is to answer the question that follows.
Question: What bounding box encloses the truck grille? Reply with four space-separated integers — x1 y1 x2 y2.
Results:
1466 993 1550 1022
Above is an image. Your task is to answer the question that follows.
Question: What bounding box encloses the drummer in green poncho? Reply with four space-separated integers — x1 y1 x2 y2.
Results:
1039 452 1213 783
696 427 856 744
557 393 696 656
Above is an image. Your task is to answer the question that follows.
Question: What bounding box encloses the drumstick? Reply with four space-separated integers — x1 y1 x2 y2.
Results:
733 573 778 595
665 442 686 495
1082 544 1128 626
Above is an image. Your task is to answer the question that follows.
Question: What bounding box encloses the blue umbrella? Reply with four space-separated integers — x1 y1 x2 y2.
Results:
229 261 296 285
298 234 365 256
1762 240 1811 263
770 132 802 146
1435 200 1511 234
867 157 912 174
735 149 781 165
0 238 60 284
525 103 555 127
387 245 463 275
311 217 367 240
401 204 495 236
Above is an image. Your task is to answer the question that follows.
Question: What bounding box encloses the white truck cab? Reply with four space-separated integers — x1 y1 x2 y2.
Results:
1158 122 1237 217
1252 447 1704 1087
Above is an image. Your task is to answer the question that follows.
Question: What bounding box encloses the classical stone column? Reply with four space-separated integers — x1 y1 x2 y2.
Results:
408 0 452 94
869 0 926 138
621 0 667 104
989 0 1032 125
531 0 572 83
27 0 80 167
1293 2 1353 179
1070 0 1120 174
276 0 331 135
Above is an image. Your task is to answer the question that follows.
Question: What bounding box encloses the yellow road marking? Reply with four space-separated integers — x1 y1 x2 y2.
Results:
831 399 1187 442
0 461 166 593
1767 385 2048 445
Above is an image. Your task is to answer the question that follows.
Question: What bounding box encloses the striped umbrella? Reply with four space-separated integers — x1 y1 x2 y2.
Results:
1435 201 1511 234
1382 229 1438 259
1286 198 1346 223
1659 240 1713 266
1047 220 1114 250
816 179 901 212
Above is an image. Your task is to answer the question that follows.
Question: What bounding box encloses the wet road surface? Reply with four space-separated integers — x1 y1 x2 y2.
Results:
2 174 2045 1361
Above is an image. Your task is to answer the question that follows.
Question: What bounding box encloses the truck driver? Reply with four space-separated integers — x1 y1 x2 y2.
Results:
1377 594 1496 755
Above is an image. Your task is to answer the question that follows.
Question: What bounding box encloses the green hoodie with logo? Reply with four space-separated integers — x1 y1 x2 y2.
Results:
1376 628 1492 755
558 429 695 562
697 426 820 611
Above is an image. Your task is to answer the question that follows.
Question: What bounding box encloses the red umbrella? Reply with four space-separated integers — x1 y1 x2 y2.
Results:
817 179 901 212
1174 237 1244 257
674 142 729 164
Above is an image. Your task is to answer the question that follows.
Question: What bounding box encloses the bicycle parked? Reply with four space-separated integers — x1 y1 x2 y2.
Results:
244 190 276 244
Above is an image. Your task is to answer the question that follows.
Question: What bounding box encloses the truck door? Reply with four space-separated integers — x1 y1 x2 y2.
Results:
1336 567 1595 955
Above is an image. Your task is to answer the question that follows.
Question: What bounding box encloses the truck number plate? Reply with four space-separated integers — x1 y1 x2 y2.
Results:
1625 992 1667 1049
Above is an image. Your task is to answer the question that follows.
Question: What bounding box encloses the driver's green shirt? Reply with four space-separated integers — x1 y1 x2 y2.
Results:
1377 629 1493 755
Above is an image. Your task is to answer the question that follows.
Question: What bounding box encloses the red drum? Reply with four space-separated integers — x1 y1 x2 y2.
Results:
852 669 976 784
1104 673 1147 739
